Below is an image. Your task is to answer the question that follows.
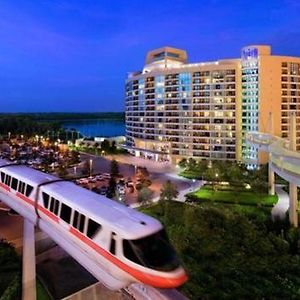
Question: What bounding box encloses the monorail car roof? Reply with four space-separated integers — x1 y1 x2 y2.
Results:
0 159 162 239
42 181 162 239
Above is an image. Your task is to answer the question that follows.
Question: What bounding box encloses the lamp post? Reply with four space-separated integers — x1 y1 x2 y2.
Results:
215 173 219 192
89 159 93 177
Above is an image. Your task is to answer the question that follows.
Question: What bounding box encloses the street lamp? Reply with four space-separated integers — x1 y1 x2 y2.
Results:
89 159 93 177
214 173 219 192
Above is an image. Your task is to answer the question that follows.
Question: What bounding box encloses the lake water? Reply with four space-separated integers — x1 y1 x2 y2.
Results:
62 119 125 138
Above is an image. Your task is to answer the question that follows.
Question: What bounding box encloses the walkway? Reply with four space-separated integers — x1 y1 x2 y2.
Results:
246 132 300 186
271 185 289 220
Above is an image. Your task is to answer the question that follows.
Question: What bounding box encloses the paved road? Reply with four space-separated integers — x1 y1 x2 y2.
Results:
271 185 289 220
78 153 135 177
76 153 199 206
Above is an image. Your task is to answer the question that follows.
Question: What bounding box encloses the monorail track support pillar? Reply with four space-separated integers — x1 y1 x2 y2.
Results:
289 183 298 228
288 112 298 228
22 218 36 300
268 154 275 195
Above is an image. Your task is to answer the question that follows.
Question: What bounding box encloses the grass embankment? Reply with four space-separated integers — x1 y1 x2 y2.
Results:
0 240 51 300
0 240 21 299
187 184 278 207
141 202 300 299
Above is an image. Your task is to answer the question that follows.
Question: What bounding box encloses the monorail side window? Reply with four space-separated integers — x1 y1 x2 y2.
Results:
11 178 18 190
79 215 85 233
110 233 116 255
1 172 5 183
49 197 60 215
54 198 60 215
122 229 180 272
72 211 86 233
123 239 140 264
87 219 101 239
60 203 72 223
42 193 50 208
73 210 79 228
25 185 33 197
49 197 55 212
5 175 11 187
18 181 25 194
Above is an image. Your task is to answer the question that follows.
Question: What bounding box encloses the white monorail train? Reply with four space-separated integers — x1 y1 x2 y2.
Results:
0 158 187 290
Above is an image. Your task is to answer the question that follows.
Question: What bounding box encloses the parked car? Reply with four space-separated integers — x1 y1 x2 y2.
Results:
117 184 125 195
99 186 108 195
118 179 125 185
96 175 104 181
126 180 134 188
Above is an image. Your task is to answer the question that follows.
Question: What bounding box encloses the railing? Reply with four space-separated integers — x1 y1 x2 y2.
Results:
245 132 300 183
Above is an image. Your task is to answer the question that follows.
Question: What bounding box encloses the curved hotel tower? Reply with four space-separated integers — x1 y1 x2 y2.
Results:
125 46 300 165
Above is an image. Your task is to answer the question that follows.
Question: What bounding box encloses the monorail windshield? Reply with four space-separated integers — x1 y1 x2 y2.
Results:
123 229 180 271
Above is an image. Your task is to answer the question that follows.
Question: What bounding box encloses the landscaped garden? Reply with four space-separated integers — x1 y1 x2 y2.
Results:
187 183 278 207
141 201 300 299
178 158 280 207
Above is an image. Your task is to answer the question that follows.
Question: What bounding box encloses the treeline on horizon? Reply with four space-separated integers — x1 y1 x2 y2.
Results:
0 115 61 137
0 112 125 122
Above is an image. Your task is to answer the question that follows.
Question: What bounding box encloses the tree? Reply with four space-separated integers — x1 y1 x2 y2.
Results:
110 140 117 153
137 187 153 205
136 166 149 181
110 159 119 177
159 180 179 202
58 164 68 177
252 179 268 205
94 142 100 155
178 158 187 168
187 158 197 171
107 177 117 198
101 139 110 152
70 150 80 165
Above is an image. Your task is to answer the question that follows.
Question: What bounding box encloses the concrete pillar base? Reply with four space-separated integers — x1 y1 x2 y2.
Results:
268 165 275 195
22 219 36 300
289 183 298 228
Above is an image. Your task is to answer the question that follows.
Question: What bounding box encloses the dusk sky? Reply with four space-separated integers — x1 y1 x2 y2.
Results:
1 0 300 112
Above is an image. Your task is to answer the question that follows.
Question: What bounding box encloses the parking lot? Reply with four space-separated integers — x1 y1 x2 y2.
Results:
74 173 136 205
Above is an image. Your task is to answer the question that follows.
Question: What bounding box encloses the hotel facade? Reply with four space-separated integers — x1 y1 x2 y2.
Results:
125 45 300 165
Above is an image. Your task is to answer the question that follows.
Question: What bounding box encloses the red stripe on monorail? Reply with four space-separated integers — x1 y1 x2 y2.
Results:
38 205 59 223
16 192 34 205
69 227 187 288
15 192 59 223
0 182 10 192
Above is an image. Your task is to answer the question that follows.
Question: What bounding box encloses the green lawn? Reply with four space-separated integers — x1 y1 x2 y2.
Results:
188 187 278 207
